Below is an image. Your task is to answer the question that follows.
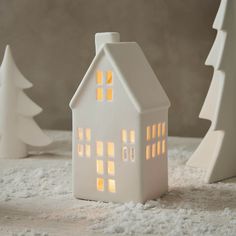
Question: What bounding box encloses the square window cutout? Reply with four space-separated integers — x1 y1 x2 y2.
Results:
106 88 113 101
108 179 116 193
96 71 103 85
106 71 113 84
96 88 103 101
97 178 104 191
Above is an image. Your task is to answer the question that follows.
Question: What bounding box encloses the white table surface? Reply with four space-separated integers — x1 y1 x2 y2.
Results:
0 131 235 236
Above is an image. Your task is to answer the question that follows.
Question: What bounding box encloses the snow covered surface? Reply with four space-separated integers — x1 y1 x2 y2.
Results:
0 131 235 236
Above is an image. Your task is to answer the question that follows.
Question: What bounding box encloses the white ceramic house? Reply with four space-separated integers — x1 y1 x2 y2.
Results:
70 32 170 203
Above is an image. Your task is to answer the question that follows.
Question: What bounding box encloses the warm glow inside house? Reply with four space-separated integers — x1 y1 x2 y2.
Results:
70 32 170 203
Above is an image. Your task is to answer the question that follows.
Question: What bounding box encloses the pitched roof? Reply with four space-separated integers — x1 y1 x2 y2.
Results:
70 42 170 112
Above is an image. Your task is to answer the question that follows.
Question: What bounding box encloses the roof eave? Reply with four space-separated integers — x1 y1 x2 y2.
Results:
69 50 104 109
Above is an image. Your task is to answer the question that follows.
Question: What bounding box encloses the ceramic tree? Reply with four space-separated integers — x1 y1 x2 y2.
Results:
70 32 170 203
187 0 236 183
0 45 52 159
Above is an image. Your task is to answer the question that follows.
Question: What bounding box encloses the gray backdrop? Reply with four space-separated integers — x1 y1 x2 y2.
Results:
0 0 220 137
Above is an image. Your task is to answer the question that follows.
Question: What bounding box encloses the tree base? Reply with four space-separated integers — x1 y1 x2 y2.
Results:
187 130 236 183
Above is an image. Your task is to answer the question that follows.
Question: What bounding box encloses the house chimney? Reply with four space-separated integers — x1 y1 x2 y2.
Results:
95 32 120 54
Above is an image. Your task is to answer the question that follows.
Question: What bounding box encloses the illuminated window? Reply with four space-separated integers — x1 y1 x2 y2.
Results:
146 145 151 160
158 123 161 138
157 141 161 156
122 129 135 162
146 126 151 141
108 179 116 193
77 144 84 157
97 178 104 191
152 124 156 139
122 146 128 161
130 147 135 161
85 128 91 141
96 141 103 156
107 142 114 157
162 123 166 137
130 130 135 144
96 160 104 175
108 161 115 175
96 71 103 85
97 70 114 102
85 144 91 158
78 128 83 140
106 71 113 84
162 140 166 154
152 143 156 158
96 88 103 101
122 129 127 143
106 88 113 101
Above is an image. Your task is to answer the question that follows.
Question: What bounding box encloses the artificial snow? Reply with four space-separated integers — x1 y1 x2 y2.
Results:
0 131 236 236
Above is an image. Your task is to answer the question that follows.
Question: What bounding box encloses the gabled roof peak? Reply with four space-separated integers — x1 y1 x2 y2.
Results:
70 33 170 112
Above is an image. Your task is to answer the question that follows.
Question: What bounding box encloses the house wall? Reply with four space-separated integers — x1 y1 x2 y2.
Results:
72 53 143 203
140 109 168 202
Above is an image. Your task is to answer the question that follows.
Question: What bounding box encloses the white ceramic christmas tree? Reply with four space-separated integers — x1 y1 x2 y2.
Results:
0 45 52 159
187 0 236 183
